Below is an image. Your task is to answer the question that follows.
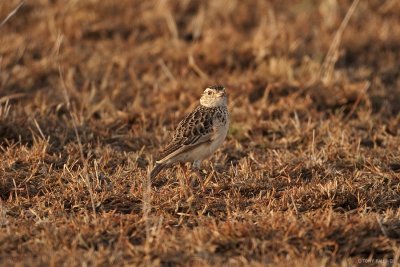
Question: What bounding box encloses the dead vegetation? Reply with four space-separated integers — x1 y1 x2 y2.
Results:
0 0 399 266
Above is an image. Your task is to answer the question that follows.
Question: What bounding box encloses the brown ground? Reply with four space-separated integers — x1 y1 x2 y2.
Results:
1 0 400 266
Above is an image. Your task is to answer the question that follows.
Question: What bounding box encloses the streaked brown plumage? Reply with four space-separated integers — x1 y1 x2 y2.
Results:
150 86 229 180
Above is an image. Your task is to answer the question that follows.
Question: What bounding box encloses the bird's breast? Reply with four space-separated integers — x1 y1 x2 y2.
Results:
211 119 228 148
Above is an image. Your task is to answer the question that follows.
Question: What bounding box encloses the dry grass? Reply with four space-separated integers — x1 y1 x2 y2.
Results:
1 0 400 266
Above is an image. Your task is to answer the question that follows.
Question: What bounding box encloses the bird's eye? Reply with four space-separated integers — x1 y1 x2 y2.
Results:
207 91 212 95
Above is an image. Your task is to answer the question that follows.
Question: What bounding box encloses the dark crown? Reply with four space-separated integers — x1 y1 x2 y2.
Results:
208 85 225 91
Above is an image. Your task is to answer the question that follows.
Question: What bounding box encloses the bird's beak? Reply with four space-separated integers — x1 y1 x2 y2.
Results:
218 91 226 97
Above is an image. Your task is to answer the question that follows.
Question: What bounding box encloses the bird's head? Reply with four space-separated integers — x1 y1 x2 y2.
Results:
200 85 227 107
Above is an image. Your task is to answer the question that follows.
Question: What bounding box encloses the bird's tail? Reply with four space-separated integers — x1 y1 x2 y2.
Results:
149 163 166 180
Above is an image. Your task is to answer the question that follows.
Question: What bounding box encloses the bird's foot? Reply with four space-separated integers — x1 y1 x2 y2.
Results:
191 168 206 192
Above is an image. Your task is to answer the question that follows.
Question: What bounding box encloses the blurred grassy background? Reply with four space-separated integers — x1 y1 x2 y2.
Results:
0 0 399 266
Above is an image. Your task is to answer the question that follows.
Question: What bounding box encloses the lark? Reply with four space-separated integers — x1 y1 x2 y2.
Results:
150 85 229 182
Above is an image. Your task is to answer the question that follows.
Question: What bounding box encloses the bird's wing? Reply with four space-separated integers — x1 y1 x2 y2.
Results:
156 106 214 162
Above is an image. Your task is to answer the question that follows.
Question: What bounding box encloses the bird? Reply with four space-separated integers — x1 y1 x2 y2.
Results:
149 85 229 184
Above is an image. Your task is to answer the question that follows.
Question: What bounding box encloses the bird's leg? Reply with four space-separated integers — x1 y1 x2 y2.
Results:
179 163 190 187
192 160 205 191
